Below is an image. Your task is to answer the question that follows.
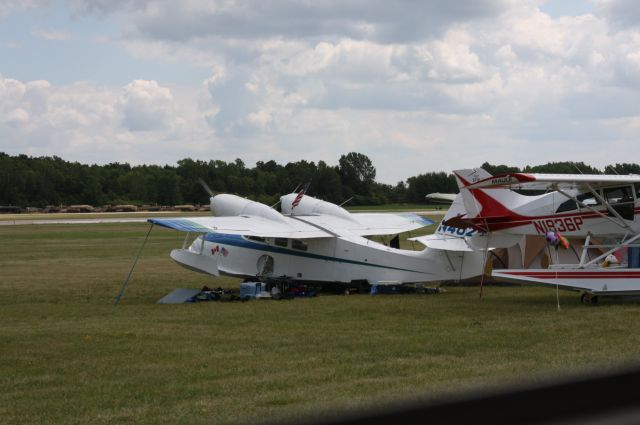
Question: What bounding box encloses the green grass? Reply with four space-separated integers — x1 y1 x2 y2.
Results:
2 223 640 424
0 211 212 221
0 207 445 222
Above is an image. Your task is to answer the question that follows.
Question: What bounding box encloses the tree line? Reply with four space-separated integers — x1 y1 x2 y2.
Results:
1 151 639 208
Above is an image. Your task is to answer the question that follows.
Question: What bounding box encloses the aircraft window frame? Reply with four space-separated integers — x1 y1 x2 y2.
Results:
274 238 288 247
246 236 266 243
576 192 601 209
291 239 308 251
603 185 635 220
603 185 634 205
555 199 578 213
556 192 601 213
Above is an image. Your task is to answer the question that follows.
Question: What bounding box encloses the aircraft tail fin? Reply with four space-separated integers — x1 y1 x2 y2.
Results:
449 168 525 231
451 169 492 219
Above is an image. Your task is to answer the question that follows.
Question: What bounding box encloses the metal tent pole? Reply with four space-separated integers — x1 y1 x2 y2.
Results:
114 223 154 307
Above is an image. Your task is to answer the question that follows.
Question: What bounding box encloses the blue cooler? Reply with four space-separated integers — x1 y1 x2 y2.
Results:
628 247 640 268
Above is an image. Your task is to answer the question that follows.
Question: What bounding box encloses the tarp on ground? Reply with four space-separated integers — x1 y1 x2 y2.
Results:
157 288 201 304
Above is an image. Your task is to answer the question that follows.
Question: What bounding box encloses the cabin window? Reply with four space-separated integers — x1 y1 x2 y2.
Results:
291 239 308 251
556 192 600 213
603 186 634 204
603 185 634 220
555 199 578 213
576 192 600 208
274 238 288 247
246 236 266 243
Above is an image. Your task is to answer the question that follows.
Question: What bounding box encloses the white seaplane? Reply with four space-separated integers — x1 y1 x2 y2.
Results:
446 168 640 303
143 189 485 289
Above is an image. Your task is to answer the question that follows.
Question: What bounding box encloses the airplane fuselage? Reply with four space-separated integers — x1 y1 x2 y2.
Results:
173 232 484 285
473 189 640 238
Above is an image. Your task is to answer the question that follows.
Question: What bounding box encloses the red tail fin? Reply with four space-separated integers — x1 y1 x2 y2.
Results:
452 168 517 224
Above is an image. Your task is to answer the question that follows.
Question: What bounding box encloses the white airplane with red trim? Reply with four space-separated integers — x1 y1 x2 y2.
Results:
447 168 640 303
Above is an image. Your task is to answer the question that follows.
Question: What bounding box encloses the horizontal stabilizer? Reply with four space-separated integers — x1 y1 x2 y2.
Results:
442 214 474 230
409 234 473 251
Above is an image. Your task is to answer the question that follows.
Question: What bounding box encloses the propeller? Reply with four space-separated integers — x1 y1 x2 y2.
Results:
198 178 215 198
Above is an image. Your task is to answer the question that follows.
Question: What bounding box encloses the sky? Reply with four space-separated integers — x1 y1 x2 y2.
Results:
1 0 639 184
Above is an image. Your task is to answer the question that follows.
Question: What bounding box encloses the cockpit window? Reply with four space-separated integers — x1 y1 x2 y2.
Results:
292 239 308 251
603 186 634 204
555 199 578 213
555 192 601 213
274 238 288 247
577 192 600 207
603 185 635 220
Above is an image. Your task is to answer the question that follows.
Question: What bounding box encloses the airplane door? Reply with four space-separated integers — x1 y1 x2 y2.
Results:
256 254 274 278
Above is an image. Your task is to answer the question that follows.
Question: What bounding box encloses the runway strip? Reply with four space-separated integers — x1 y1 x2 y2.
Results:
0 210 444 226
0 218 149 226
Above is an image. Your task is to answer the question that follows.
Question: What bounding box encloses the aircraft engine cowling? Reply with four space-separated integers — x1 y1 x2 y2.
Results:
211 194 287 222
280 194 355 221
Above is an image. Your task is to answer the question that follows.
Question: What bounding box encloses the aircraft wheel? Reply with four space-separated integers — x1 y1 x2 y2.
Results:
580 292 598 305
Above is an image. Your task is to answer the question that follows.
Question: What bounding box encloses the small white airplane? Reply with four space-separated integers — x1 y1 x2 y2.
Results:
425 193 457 203
146 189 485 288
447 168 640 303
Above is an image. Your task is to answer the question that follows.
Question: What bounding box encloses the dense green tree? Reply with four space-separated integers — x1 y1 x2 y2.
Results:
523 161 601 174
338 152 376 202
405 172 457 203
2 151 639 208
604 163 640 175
480 162 521 175
312 161 343 203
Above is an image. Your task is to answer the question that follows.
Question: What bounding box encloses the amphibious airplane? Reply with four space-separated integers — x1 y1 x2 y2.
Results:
145 190 486 288
447 168 640 303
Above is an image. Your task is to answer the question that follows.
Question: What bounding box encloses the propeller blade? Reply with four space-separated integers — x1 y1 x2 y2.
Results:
198 178 215 197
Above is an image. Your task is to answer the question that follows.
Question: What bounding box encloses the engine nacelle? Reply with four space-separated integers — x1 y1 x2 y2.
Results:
280 193 355 221
211 194 287 222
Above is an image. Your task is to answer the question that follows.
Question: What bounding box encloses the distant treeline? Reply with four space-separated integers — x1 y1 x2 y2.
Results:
2 151 639 207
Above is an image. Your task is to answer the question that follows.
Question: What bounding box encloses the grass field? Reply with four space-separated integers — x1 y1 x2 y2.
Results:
2 222 640 424
0 211 213 221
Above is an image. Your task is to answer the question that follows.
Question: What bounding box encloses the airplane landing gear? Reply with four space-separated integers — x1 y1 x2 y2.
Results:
580 292 599 305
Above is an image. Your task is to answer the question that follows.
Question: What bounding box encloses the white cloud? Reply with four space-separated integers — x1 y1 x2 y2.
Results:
31 28 73 41
595 0 640 29
0 0 48 19
4 108 30 127
119 80 174 131
79 0 511 43
0 75 222 166
4 1 640 183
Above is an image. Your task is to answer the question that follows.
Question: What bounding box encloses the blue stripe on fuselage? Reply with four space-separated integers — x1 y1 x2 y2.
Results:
202 233 424 274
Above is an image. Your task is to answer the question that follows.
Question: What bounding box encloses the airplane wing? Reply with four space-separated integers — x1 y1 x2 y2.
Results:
148 216 333 239
466 173 640 191
408 234 473 251
294 213 435 236
425 192 457 202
